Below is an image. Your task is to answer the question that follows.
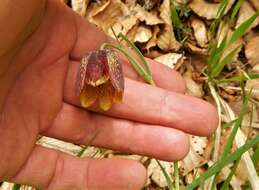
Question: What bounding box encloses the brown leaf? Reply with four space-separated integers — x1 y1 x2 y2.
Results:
71 0 90 17
189 0 235 20
245 35 259 66
190 17 208 48
157 0 181 51
249 0 259 10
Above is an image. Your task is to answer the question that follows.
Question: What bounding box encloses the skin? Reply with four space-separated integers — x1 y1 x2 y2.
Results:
0 0 218 189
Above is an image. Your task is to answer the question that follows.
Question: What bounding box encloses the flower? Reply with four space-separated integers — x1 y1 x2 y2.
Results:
76 49 124 111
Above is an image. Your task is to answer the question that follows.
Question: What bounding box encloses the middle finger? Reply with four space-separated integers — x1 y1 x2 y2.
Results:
64 62 218 136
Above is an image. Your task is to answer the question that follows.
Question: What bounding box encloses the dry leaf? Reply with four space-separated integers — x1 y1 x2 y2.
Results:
134 25 152 43
37 137 82 155
180 136 209 175
183 66 204 98
190 17 208 48
147 159 174 187
217 168 243 190
185 42 208 55
137 0 160 10
249 0 259 10
87 0 126 33
109 14 139 37
71 0 89 17
245 35 259 66
133 4 164 25
0 183 36 190
157 0 181 51
189 0 235 20
145 25 160 50
154 53 184 69
246 79 259 101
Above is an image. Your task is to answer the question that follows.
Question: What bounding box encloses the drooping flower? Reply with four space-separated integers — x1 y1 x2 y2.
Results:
76 49 124 111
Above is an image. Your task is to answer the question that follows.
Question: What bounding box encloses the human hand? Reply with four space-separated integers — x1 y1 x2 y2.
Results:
0 0 218 189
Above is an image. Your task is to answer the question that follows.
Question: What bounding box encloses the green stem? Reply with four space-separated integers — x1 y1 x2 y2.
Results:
174 161 180 190
101 43 152 84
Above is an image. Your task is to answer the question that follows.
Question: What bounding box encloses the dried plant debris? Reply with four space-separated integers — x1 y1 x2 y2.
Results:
183 64 204 98
147 159 174 187
180 135 211 176
157 0 181 51
189 0 235 20
71 0 90 17
249 0 259 11
190 17 208 48
154 53 184 69
245 35 259 66
134 25 152 43
137 0 160 10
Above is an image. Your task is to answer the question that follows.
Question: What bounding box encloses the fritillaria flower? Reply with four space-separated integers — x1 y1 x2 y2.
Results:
76 49 124 111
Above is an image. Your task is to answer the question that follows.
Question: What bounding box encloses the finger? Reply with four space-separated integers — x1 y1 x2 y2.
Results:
42 103 189 161
10 146 146 190
64 63 218 136
70 10 111 59
113 57 185 93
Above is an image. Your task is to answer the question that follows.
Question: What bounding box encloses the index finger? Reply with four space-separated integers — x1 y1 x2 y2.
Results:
64 62 218 136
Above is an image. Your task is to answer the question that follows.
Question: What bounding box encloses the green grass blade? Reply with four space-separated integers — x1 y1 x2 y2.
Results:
221 90 250 159
156 160 175 190
221 106 254 190
251 145 259 167
118 33 151 76
77 132 100 157
222 119 237 129
211 46 240 78
102 43 152 83
12 184 21 190
174 161 179 190
230 0 244 21
210 0 228 33
217 73 259 83
171 2 182 29
208 35 228 76
170 1 183 40
228 11 259 46
220 158 241 190
186 136 259 190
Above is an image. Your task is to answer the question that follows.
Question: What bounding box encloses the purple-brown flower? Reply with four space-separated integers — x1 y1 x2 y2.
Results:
76 49 124 111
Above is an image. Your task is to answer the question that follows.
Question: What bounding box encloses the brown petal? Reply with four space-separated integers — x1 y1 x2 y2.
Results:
105 49 124 92
76 54 90 95
76 50 110 96
98 82 114 111
80 85 98 108
113 91 123 103
85 50 110 86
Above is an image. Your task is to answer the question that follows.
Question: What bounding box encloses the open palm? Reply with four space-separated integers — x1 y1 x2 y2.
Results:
0 1 218 189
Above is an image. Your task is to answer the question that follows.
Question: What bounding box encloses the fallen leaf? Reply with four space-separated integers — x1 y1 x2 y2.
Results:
189 0 235 20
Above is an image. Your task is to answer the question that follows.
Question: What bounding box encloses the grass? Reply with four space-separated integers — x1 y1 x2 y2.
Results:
12 184 21 190
170 0 190 42
207 11 259 80
185 135 259 190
